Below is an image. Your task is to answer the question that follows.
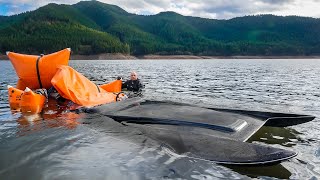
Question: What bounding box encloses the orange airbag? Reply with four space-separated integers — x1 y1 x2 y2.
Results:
8 85 46 113
100 80 122 93
20 89 46 114
7 48 71 90
51 65 119 107
8 85 23 111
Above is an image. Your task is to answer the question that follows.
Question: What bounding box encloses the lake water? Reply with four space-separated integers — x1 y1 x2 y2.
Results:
0 59 319 179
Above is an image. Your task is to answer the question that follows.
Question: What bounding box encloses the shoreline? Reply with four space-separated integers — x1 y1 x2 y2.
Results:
1 53 320 60
138 55 320 59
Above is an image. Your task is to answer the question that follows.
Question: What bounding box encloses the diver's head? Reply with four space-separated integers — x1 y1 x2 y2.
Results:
130 71 138 80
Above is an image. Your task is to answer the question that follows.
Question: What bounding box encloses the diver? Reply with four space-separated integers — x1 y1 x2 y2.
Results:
118 71 144 97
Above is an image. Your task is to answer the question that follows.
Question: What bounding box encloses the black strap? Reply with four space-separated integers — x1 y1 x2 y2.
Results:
95 84 101 93
47 86 55 95
115 93 121 101
36 55 43 88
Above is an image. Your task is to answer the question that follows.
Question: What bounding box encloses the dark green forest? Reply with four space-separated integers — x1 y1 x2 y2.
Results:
0 0 320 56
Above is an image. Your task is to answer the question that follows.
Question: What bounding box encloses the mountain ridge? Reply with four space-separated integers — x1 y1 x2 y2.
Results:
0 0 319 56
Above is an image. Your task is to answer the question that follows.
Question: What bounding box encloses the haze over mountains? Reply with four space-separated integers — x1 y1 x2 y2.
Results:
0 1 319 56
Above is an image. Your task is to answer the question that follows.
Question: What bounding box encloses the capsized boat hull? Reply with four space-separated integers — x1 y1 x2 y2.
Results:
85 98 314 165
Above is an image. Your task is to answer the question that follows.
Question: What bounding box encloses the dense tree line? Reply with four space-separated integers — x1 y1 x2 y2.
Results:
0 1 319 56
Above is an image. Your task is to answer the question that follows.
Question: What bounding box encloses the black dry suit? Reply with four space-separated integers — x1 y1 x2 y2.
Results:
122 79 144 92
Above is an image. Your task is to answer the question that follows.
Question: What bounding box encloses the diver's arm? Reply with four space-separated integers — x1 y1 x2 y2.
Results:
137 80 144 92
122 80 128 90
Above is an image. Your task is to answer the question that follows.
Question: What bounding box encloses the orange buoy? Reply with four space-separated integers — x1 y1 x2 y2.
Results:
20 87 46 114
100 80 122 93
7 48 71 90
7 85 24 111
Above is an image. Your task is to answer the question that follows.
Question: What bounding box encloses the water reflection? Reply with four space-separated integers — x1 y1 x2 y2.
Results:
226 164 291 179
15 99 83 136
248 126 310 147
16 112 81 136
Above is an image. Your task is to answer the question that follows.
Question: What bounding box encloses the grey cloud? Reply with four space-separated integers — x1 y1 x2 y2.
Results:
104 0 171 14
1 0 320 19
201 4 247 14
180 0 298 19
0 0 78 15
103 0 320 19
143 0 171 8
259 0 295 5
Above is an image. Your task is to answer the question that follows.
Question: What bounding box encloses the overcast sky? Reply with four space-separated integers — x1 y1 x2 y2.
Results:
0 0 320 19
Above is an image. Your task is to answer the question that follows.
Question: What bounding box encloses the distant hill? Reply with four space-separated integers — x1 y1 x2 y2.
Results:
0 0 320 56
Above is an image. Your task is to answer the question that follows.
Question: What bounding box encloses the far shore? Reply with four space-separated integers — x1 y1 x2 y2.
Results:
1 53 320 60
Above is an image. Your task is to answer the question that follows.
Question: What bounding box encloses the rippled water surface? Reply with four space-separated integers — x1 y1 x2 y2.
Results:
0 59 320 179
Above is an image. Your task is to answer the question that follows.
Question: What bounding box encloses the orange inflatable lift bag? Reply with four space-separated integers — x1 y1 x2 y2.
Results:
8 85 46 113
20 87 46 114
7 48 71 90
100 80 122 93
7 85 23 111
51 65 120 107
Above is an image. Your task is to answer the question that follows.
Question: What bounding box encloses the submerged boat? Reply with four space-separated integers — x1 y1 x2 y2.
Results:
86 98 315 165
8 82 314 165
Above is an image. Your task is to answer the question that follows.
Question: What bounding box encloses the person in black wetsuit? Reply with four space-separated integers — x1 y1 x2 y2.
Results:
121 71 144 93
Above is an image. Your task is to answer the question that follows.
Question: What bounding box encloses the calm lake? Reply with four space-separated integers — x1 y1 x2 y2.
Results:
0 59 319 179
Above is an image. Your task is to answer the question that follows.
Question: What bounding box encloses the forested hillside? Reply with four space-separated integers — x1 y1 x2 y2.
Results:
0 0 319 56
